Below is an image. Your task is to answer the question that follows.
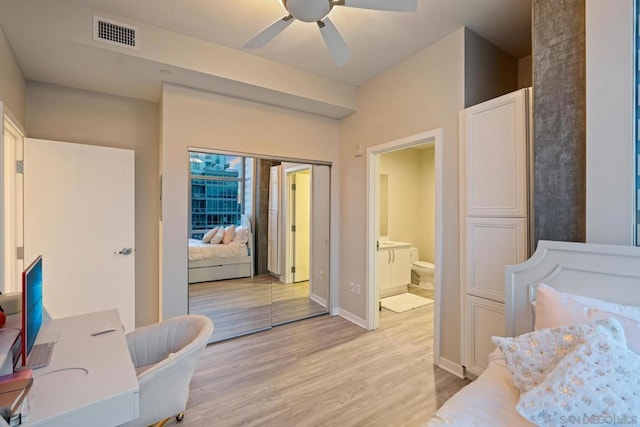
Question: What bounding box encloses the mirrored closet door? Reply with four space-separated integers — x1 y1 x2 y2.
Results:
187 151 330 343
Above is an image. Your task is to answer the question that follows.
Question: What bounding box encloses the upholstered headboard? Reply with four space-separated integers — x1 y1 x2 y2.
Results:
505 240 640 337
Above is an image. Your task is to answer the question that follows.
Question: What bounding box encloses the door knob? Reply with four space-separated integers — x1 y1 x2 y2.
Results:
114 247 132 255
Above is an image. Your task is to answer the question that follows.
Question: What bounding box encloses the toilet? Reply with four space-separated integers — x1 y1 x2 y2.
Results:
410 247 434 290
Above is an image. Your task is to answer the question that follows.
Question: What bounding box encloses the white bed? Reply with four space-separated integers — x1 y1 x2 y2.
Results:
188 218 254 284
428 240 640 426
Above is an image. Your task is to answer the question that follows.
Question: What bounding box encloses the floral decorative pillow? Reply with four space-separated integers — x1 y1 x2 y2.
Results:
492 317 626 393
517 334 640 427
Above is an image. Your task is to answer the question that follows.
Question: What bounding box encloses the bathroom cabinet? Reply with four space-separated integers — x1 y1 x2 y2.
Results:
377 244 411 298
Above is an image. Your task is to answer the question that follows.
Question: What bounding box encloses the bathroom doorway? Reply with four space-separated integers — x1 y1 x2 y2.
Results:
366 129 443 364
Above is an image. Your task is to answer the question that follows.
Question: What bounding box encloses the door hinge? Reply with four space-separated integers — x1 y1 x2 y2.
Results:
16 246 24 261
291 183 296 191
16 160 23 174
291 266 296 273
291 224 296 232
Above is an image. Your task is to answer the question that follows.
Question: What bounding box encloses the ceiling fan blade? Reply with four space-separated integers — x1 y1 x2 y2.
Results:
243 15 295 49
341 0 418 12
318 18 351 66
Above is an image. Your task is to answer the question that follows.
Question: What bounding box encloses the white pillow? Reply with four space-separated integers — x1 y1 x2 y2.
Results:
534 283 590 329
590 308 640 355
222 225 236 245
201 227 219 243
517 334 640 427
492 317 626 393
232 226 249 244
210 227 224 244
535 283 640 355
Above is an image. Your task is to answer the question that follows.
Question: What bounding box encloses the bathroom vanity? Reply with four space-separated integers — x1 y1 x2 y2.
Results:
377 241 411 298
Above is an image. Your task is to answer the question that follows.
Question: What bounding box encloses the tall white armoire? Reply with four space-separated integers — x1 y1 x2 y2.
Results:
459 87 533 377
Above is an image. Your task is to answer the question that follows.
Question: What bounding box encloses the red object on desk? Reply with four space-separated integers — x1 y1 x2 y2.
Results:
0 308 6 328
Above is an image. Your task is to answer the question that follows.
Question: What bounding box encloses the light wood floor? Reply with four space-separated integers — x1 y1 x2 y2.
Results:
170 294 469 427
189 275 327 342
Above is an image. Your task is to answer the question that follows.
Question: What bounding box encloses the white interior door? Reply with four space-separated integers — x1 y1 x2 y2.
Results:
2 111 24 294
267 165 280 275
292 171 310 283
24 138 135 331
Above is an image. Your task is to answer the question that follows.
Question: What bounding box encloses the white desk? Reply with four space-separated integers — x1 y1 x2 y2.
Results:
25 309 139 426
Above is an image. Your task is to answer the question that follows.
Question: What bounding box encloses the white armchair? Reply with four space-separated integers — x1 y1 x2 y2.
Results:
120 315 213 427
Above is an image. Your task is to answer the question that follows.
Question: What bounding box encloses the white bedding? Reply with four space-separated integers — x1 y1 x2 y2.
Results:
426 350 534 427
188 239 248 261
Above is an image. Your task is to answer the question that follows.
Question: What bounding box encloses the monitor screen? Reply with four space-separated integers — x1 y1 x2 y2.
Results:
21 255 43 366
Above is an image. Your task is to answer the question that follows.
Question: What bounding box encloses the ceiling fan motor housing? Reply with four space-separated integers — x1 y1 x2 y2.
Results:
283 0 332 22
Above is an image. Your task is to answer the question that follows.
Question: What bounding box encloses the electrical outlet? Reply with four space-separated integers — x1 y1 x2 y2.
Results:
355 283 361 295
318 270 323 280
349 281 355 292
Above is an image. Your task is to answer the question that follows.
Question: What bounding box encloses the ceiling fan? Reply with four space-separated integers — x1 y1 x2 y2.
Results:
244 0 418 66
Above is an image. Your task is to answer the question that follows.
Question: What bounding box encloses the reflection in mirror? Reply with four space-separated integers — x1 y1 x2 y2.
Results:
187 151 330 343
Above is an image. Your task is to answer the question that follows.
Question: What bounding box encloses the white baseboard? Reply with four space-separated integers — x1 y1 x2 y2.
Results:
309 293 327 309
337 308 368 329
438 357 465 379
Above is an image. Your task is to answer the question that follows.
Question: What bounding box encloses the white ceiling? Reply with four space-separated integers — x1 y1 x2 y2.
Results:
0 0 531 117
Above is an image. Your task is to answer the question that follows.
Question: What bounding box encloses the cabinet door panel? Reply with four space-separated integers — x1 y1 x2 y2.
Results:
377 250 391 290
391 247 411 287
464 295 505 377
463 90 528 217
465 217 527 302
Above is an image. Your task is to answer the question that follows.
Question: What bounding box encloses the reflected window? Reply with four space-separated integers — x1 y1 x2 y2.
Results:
189 152 253 239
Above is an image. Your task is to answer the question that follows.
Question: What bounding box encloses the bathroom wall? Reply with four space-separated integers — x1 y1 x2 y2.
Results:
418 147 435 263
379 146 435 264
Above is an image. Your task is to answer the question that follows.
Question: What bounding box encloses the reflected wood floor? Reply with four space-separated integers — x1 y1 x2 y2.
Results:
189 275 327 342
168 297 470 427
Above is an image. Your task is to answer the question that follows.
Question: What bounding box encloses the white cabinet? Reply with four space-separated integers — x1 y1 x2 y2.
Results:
464 295 505 377
377 245 411 298
460 88 532 378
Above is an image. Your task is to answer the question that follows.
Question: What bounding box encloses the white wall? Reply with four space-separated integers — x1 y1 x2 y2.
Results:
25 82 160 327
517 55 533 89
0 26 25 126
585 0 635 245
160 84 341 319
340 29 465 363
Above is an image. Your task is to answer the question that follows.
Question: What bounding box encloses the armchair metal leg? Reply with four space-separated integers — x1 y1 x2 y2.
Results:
176 412 184 422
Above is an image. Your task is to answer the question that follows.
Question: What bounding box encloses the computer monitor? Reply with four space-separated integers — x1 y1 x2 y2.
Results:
21 255 43 366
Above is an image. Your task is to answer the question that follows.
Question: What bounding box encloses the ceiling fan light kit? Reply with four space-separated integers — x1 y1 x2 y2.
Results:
244 0 418 66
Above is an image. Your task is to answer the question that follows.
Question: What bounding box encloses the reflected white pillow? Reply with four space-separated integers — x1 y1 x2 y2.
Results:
210 227 224 244
492 318 626 393
222 225 236 245
232 226 249 244
202 227 219 243
517 334 640 427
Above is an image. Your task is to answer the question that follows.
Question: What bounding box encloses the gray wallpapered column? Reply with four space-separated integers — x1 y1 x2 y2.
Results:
533 0 586 244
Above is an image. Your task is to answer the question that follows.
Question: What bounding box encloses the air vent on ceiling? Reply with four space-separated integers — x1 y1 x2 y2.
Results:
93 16 138 50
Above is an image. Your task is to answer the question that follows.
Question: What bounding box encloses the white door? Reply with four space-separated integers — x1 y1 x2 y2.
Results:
24 139 135 331
292 171 310 282
267 165 280 274
1 110 25 294
462 88 528 218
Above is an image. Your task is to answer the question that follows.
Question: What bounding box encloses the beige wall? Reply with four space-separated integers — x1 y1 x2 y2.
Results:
418 147 435 263
379 147 435 264
464 29 518 108
160 84 341 319
0 26 25 126
340 28 465 363
517 55 533 89
25 82 160 327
